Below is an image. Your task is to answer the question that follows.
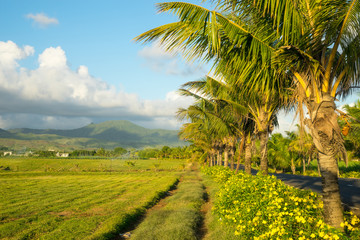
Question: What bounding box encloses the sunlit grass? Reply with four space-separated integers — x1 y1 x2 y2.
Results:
0 158 185 239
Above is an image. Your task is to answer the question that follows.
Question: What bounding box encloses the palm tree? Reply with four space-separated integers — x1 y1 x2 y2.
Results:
287 127 314 175
177 86 234 166
180 76 271 174
237 0 360 228
183 74 286 174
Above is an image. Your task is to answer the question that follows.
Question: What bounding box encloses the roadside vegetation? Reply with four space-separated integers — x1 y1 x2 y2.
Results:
203 166 360 239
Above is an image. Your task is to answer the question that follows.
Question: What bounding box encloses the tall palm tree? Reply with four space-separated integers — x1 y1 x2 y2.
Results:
229 0 360 228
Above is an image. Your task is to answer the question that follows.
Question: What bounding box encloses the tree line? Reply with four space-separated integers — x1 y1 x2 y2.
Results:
135 0 360 229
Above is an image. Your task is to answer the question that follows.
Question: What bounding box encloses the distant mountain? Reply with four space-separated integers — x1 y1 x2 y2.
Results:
0 128 14 138
2 120 186 150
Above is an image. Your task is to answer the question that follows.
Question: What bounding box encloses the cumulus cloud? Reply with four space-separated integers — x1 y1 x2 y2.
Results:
0 41 193 130
0 41 34 67
26 13 59 28
138 42 206 76
38 46 67 68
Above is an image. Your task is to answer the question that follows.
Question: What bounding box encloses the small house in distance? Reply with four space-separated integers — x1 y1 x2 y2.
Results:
56 152 69 157
3 151 12 156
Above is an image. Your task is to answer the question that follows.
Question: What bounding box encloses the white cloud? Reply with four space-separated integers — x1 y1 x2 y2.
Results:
138 41 175 60
38 47 67 68
0 41 34 67
138 42 206 76
0 41 193 130
26 13 59 28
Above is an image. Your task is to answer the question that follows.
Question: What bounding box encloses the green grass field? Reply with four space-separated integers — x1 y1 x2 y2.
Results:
0 157 186 172
0 158 185 240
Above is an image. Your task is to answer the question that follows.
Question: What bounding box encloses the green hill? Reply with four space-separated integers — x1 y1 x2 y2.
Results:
2 120 185 150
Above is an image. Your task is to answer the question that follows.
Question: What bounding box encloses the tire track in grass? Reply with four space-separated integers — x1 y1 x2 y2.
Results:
200 174 238 240
196 186 210 239
125 170 209 240
113 176 182 240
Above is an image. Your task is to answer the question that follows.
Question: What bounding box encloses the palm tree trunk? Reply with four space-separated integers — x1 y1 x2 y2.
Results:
317 155 321 176
291 158 296 174
244 135 252 174
318 152 344 229
235 136 246 174
305 94 344 229
302 156 306 174
258 130 269 175
230 148 235 170
217 150 222 166
210 152 215 166
224 149 229 168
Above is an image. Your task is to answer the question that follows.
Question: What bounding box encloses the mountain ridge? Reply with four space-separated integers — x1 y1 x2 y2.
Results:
1 120 185 150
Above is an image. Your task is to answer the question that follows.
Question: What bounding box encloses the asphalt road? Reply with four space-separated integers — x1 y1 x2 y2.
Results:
235 165 360 216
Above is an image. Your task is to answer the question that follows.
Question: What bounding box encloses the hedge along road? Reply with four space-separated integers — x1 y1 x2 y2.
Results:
236 165 360 216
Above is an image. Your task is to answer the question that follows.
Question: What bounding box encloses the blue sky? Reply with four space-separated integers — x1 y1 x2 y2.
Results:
0 0 211 130
0 0 358 132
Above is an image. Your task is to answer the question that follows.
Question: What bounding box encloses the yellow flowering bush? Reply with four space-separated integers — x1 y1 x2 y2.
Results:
203 166 360 239
201 166 233 183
